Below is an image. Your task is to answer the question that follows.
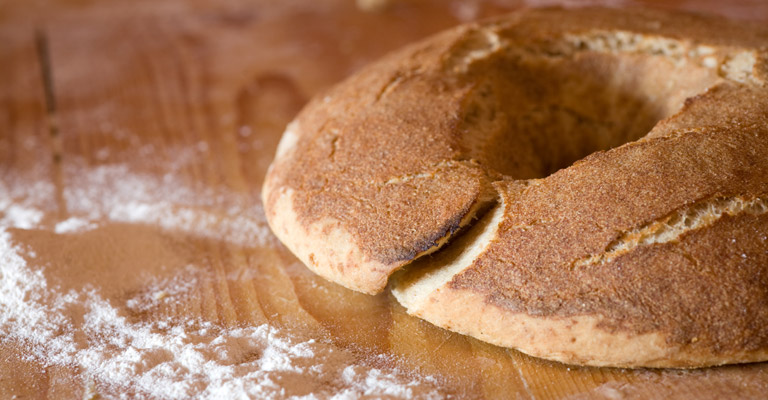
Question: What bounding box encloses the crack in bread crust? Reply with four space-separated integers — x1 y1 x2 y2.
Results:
264 7 768 367
564 31 762 85
395 193 768 367
574 196 768 269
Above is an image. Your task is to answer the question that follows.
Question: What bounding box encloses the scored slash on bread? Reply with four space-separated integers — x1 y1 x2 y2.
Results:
262 7 768 367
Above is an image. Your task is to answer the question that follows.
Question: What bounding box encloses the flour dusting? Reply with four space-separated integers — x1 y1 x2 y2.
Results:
62 160 275 247
0 166 444 399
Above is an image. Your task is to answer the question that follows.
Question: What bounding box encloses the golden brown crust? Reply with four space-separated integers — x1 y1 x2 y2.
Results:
262 26 500 293
264 7 768 366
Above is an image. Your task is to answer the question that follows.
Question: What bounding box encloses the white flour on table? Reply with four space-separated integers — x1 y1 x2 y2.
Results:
62 162 276 248
0 165 443 400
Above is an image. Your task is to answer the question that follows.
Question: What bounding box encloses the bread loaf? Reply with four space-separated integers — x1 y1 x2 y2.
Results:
263 7 768 367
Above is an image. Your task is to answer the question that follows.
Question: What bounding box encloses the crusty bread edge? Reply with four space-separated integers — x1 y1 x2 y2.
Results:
397 282 768 368
265 186 389 294
262 122 496 294
392 201 768 368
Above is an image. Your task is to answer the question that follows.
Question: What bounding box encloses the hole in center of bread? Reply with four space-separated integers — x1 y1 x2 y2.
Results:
458 51 718 179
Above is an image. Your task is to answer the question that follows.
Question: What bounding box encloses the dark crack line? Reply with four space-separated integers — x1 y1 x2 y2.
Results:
36 29 56 121
35 28 68 218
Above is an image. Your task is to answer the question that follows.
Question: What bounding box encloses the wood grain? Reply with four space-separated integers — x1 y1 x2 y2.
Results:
2 1 768 398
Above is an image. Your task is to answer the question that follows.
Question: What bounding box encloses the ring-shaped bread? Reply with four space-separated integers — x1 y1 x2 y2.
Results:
263 7 768 367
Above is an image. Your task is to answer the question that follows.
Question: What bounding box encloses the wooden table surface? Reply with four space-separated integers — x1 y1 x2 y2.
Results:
2 0 768 398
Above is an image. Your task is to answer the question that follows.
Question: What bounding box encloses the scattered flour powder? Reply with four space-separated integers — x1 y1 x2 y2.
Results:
0 165 443 399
